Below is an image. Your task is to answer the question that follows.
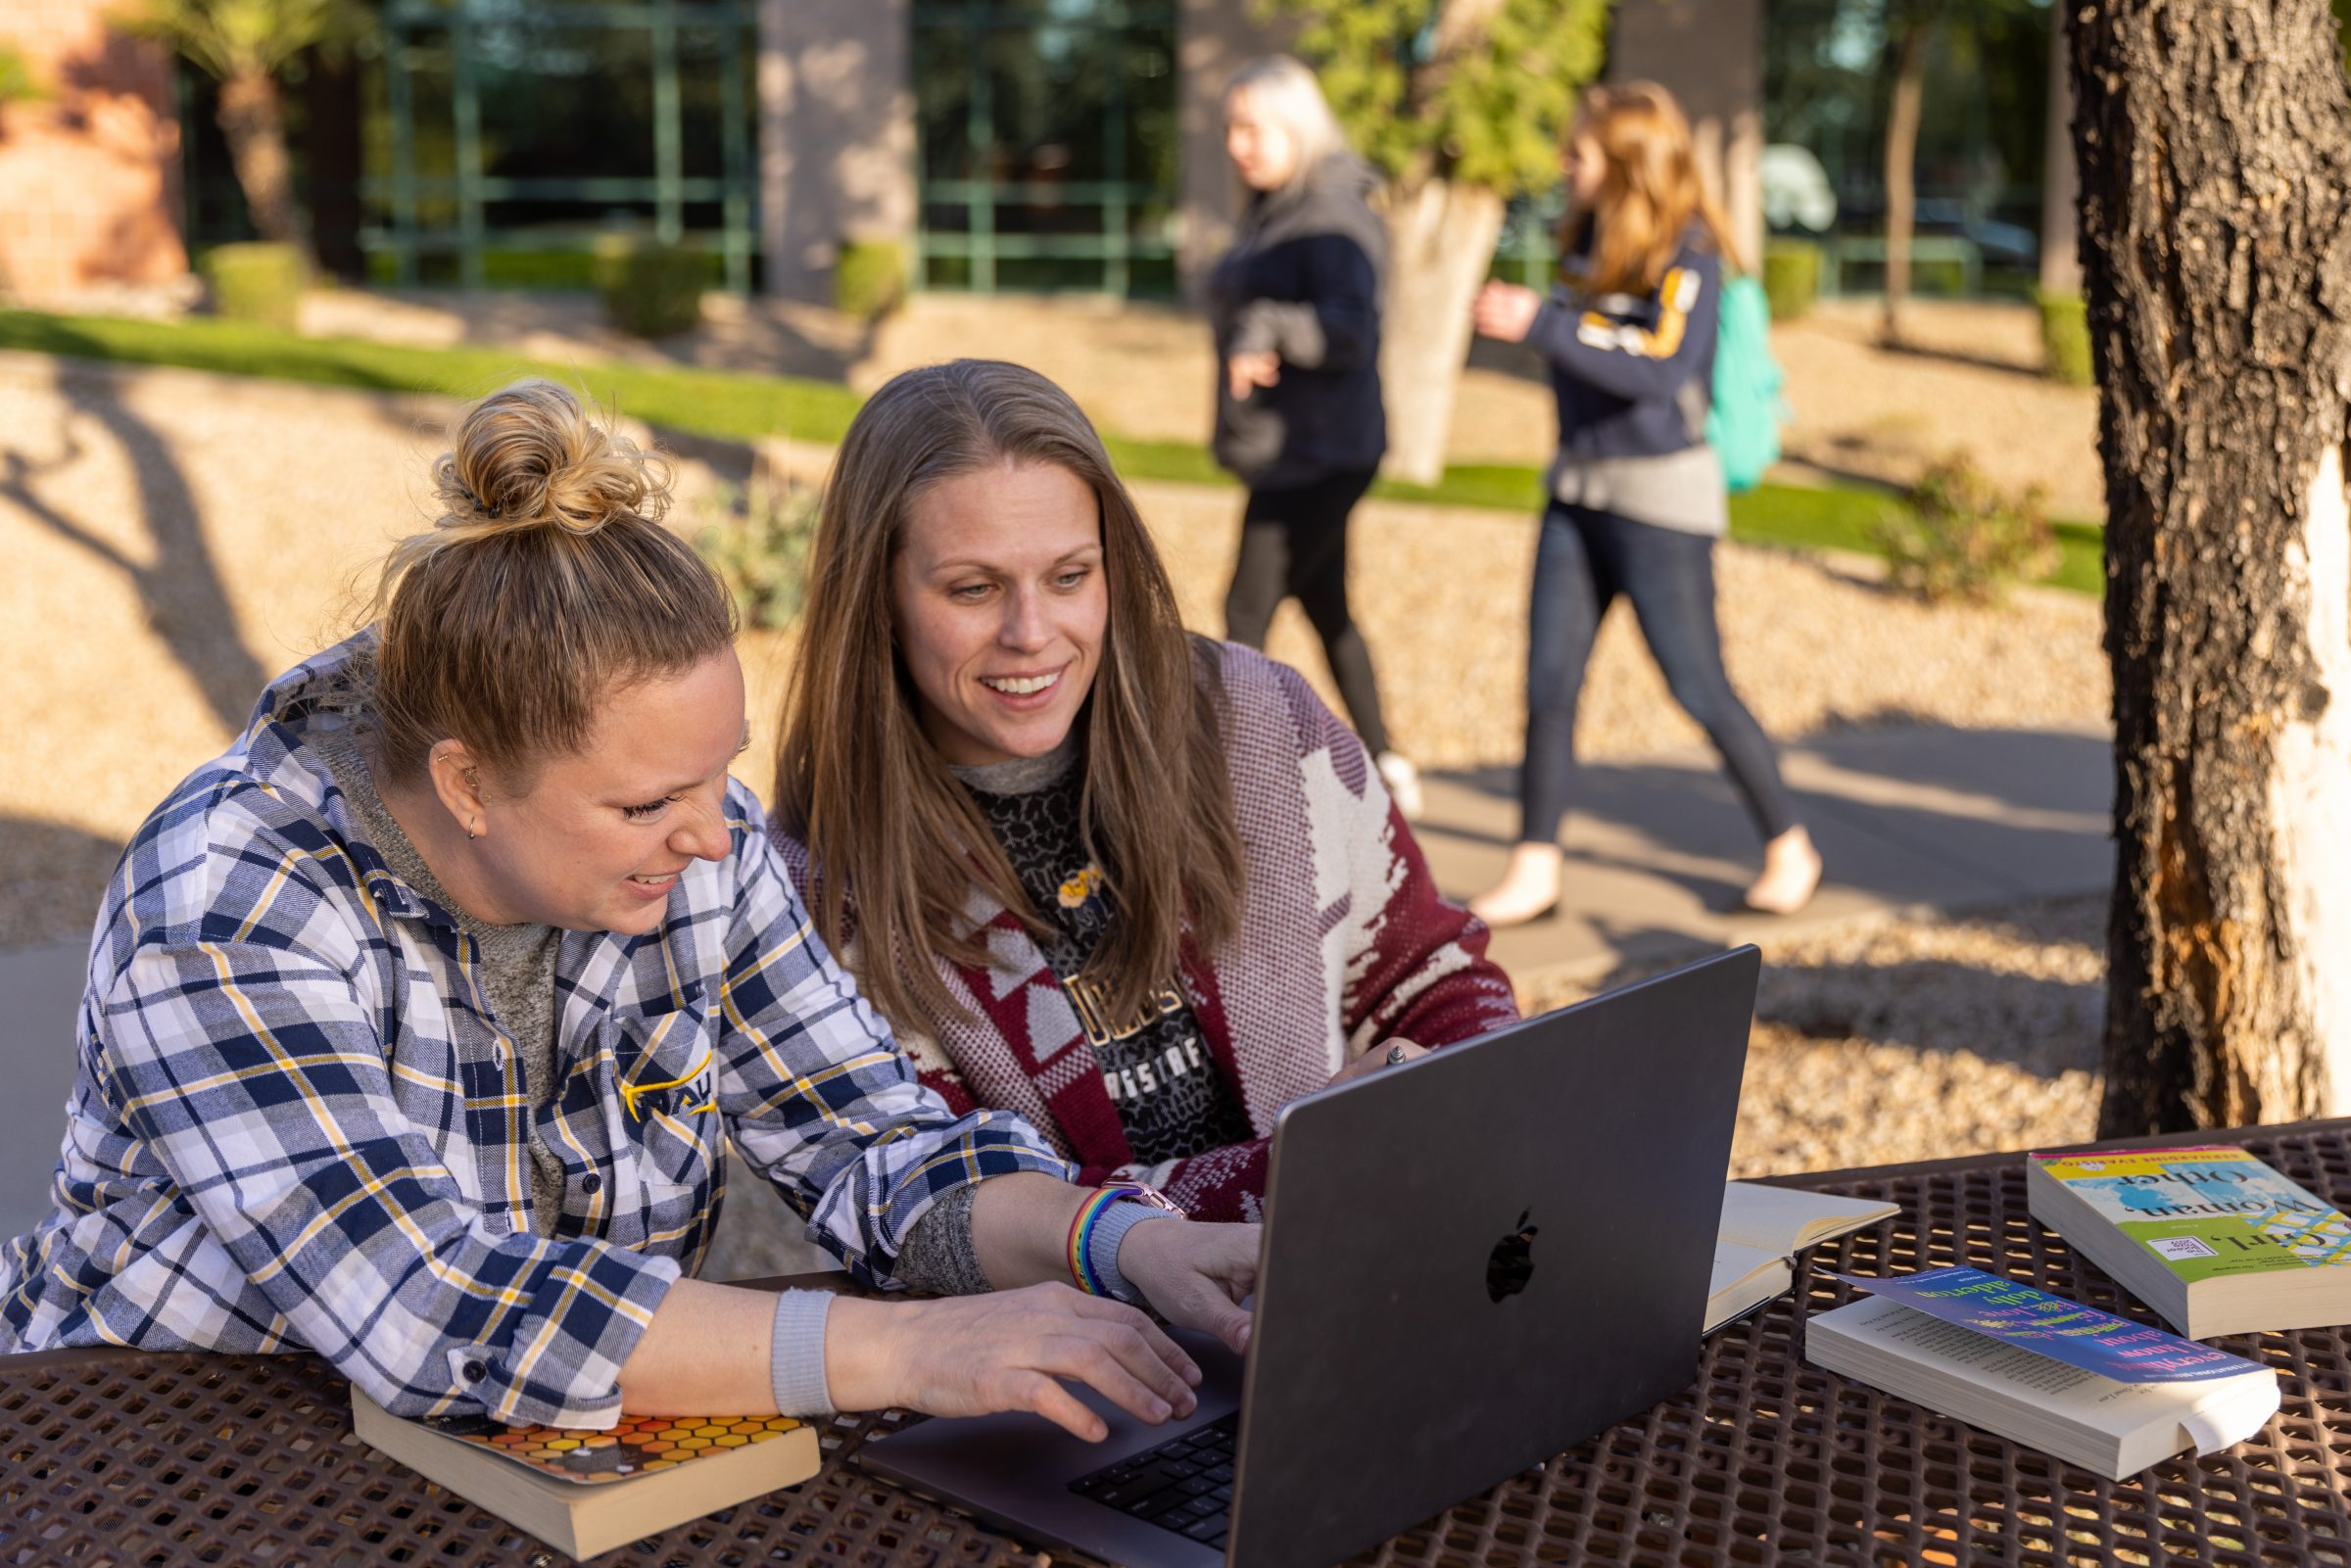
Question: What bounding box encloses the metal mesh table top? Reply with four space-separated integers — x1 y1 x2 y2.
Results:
6 1120 2349 1568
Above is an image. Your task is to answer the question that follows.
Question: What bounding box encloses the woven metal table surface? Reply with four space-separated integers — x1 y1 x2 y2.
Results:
5 1119 2348 1568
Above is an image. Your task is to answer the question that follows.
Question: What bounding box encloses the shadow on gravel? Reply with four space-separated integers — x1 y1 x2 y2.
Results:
1550 928 2103 1082
1433 726 2108 913
1 367 273 735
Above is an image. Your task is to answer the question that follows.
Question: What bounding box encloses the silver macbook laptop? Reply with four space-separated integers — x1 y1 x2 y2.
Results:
858 945 1759 1568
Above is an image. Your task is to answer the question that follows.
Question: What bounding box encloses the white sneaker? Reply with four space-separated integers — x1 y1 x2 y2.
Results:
1376 751 1424 821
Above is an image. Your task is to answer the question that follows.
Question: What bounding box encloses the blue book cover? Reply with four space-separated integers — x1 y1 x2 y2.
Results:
1834 1265 2268 1383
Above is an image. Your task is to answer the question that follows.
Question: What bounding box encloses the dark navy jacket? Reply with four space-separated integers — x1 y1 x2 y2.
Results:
1528 223 1722 466
1207 155 1387 490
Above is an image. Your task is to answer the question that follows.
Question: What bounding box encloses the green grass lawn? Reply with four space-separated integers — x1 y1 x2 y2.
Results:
0 308 2102 594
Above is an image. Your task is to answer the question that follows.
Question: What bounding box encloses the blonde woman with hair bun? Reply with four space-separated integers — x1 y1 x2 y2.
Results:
1468 80 1822 927
1210 55 1425 820
0 378 1263 1448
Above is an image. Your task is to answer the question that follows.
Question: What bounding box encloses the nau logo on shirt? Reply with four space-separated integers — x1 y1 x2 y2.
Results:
623 1045 717 1122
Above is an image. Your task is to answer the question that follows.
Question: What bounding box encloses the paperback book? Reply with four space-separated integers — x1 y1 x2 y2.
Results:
2028 1145 2351 1338
1804 1265 2280 1481
352 1392 819 1558
1705 1182 1899 1333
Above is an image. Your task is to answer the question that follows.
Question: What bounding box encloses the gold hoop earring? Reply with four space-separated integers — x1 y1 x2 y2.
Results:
467 822 480 840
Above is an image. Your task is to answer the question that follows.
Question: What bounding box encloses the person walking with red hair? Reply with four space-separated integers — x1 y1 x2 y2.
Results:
1467 81 1821 927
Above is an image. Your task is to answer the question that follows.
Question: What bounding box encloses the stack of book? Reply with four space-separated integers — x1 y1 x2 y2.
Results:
2026 1144 2351 1337
1804 1265 2280 1480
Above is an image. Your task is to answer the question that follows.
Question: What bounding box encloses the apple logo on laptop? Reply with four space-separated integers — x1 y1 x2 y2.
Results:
1486 1210 1539 1303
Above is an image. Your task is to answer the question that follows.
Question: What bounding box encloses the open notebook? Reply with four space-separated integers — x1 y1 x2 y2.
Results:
1707 1182 1900 1333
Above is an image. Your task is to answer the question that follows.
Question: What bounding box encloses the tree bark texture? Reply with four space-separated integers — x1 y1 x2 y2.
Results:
2039 0 2082 298
216 69 304 256
2072 0 2351 1133
1378 177 1505 486
1879 15 1932 344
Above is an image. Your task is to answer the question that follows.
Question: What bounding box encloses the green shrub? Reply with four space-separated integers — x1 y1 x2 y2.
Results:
697 475 819 632
593 235 706 339
1913 256 1969 297
0 42 47 110
834 238 905 321
200 243 306 330
1761 238 1820 321
2037 288 2093 386
1873 451 2060 605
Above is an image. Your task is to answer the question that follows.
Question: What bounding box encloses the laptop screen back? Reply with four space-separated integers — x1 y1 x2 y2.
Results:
1223 946 1758 1568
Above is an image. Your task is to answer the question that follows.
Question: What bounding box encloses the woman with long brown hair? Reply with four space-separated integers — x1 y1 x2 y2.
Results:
772 358 1518 1223
0 378 1262 1446
1466 80 1821 926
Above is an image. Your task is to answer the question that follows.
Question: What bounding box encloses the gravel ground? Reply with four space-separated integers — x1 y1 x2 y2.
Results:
1524 894 2106 1176
0 351 2106 945
0 346 2110 1203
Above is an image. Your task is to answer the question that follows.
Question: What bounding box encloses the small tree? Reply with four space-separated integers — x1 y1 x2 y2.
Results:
1263 0 1614 485
114 0 350 261
1878 0 1943 345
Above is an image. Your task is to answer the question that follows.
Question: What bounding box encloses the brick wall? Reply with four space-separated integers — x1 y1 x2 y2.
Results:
0 0 187 303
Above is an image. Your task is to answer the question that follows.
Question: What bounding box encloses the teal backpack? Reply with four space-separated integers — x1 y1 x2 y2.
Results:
1704 273 1787 493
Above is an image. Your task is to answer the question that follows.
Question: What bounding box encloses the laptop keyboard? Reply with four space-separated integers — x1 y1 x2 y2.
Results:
1068 1410 1239 1548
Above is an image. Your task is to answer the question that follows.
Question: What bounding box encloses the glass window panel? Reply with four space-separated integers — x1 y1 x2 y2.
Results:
983 23 1109 183
913 24 974 182
677 24 740 180
997 255 1107 291
473 23 657 181
992 201 1104 236
925 253 975 289
914 0 1179 295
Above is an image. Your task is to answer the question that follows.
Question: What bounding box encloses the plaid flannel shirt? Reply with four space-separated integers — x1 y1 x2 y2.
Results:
0 638 1071 1426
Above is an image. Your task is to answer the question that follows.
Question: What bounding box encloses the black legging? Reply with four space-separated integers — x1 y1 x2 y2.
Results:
1223 466 1392 757
1521 500 1801 847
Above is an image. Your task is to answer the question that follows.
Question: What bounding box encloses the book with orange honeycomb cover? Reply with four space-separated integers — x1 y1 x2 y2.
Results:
352 1391 819 1557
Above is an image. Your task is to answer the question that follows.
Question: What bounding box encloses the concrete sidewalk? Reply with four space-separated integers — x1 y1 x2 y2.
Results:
1421 722 2111 982
0 721 2113 1241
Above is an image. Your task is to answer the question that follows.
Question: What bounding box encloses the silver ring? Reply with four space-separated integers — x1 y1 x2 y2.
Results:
1385 1043 1408 1067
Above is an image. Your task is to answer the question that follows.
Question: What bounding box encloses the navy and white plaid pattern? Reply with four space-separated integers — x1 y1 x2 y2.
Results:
0 638 1071 1426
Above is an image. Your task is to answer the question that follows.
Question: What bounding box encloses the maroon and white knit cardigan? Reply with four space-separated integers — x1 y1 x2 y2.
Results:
773 642 1520 1222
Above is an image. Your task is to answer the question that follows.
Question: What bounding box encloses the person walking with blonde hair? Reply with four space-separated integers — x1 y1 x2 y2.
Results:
1467 81 1821 926
0 379 1263 1446
1209 55 1424 818
771 359 1518 1224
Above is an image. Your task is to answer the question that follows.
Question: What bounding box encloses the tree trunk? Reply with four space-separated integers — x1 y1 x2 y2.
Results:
2037 0 2081 298
1879 16 1932 345
2072 0 2351 1134
305 46 365 282
1378 177 1505 486
216 68 306 260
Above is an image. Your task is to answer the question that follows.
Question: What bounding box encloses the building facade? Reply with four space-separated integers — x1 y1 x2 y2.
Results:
0 0 185 305
6 0 2051 308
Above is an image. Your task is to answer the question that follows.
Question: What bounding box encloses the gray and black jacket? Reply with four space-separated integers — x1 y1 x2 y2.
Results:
1206 153 1388 491
1528 219 1727 536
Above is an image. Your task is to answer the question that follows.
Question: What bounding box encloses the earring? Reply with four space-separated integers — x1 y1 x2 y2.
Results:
467 821 480 840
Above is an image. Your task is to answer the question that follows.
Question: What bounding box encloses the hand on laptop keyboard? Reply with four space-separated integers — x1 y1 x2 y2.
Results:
1116 1218 1260 1354
828 1284 1203 1442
